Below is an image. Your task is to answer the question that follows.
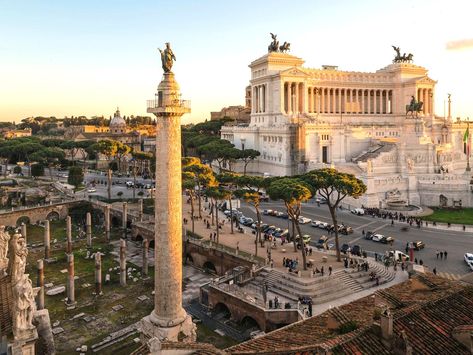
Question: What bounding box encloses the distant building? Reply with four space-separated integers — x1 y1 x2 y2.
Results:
64 108 156 152
3 128 32 139
210 105 251 123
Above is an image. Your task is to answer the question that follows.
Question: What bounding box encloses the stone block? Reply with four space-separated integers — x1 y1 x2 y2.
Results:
46 286 65 296
51 327 64 335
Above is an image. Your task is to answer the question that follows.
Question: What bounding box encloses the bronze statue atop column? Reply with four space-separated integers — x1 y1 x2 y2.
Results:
158 42 176 73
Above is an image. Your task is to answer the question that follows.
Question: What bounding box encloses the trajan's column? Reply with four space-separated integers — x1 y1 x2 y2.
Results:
139 43 196 343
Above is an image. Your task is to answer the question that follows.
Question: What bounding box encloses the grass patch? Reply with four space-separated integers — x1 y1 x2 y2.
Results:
196 323 238 349
422 207 473 225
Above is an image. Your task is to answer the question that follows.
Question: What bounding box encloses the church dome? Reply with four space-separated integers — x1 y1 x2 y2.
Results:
110 108 126 128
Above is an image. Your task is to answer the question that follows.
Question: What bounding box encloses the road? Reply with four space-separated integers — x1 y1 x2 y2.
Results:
237 200 473 277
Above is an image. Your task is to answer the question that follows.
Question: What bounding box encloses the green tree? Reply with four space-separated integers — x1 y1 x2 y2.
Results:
301 168 367 262
30 147 65 181
267 178 312 270
183 157 216 218
68 166 84 189
239 149 261 175
205 186 230 245
31 163 44 178
13 166 22 174
217 172 240 234
234 175 268 256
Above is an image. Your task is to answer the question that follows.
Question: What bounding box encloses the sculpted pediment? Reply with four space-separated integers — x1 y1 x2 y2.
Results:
409 76 437 85
280 67 310 78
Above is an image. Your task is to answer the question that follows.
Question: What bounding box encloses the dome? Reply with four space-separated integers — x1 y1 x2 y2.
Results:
110 108 126 127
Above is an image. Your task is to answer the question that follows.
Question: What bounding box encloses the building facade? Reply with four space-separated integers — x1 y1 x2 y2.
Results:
221 50 473 208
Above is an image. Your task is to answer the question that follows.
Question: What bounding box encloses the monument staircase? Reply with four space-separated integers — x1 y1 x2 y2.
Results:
252 260 396 305
352 142 396 163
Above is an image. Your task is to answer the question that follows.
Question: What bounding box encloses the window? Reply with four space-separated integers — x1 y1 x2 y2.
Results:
279 136 283 143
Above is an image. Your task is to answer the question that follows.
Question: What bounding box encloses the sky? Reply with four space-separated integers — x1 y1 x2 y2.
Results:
0 0 472 124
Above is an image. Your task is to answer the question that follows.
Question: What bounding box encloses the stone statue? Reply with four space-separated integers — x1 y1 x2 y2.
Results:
406 96 423 117
392 45 401 61
0 225 11 266
407 157 414 172
10 233 28 284
268 33 279 53
12 275 38 338
158 42 176 73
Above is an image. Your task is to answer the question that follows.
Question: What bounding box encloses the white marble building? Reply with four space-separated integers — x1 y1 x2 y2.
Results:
221 50 473 208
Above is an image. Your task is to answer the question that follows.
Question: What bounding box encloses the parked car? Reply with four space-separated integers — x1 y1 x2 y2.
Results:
276 211 285 218
315 235 329 249
87 188 96 193
280 212 289 219
341 243 351 254
298 216 311 224
311 220 322 227
263 209 273 215
315 197 327 204
464 253 473 270
351 245 362 256
268 210 278 216
412 241 425 250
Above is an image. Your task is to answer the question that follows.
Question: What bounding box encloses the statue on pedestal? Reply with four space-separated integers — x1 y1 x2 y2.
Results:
12 275 38 338
10 233 28 285
407 157 415 172
158 42 176 73
0 226 11 271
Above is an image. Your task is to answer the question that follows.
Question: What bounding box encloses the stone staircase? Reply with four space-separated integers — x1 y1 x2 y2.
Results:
252 260 396 305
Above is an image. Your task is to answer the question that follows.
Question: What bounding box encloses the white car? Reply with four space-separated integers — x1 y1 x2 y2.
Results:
87 188 96 193
318 222 329 229
311 220 322 227
464 253 473 270
351 208 365 216
298 216 311 224
126 181 134 187
371 234 385 242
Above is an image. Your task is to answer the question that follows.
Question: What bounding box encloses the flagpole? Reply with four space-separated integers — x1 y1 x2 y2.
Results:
467 120 471 172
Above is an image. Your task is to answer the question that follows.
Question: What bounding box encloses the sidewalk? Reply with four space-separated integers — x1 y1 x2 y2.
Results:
182 199 345 278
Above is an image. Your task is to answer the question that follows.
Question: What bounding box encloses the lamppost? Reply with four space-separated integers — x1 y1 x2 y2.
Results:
466 119 471 172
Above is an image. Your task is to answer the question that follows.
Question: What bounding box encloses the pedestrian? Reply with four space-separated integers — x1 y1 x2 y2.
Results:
321 266 324 276
463 225 466 231
419 259 423 266
414 258 418 264
328 265 333 276
362 229 365 236
391 219 394 226
444 251 448 259
436 250 439 259
440 251 444 260
282 257 286 266
433 267 437 275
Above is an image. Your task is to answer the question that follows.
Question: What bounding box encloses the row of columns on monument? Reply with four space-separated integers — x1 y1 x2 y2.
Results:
417 88 434 114
283 83 395 115
35 200 148 309
253 84 267 113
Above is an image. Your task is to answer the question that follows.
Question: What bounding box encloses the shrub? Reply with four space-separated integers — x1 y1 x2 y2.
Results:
137 191 144 196
338 321 358 334
117 191 123 197
68 166 84 188
13 166 22 174
31 163 44 177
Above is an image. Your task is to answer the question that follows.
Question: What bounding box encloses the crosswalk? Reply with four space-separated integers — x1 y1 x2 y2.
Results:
436 272 463 281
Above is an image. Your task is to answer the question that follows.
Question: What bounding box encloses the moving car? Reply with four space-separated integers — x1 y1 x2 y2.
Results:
351 208 365 216
380 236 394 244
298 216 312 224
315 235 329 249
340 226 354 235
364 231 374 240
351 245 362 256
263 209 273 215
318 222 329 229
311 220 322 227
341 243 351 254
87 188 96 193
464 253 473 271
371 234 385 243
388 250 410 262
275 211 285 218
412 241 425 250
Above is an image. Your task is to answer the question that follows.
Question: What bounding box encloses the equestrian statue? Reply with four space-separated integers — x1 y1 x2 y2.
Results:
406 96 423 117
392 45 414 63
268 33 291 53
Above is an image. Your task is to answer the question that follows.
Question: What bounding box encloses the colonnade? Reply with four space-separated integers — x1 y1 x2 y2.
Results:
283 83 394 115
417 88 434 115
253 84 267 113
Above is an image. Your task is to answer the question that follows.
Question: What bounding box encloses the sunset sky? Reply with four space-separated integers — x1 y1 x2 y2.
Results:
0 0 472 124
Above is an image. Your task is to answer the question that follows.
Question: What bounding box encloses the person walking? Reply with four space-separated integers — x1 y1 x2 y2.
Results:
433 267 437 275
440 251 444 260
436 250 439 259
444 250 448 259
328 265 333 276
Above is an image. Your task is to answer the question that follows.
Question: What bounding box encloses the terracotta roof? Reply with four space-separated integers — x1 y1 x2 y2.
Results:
130 341 225 355
0 274 13 336
227 274 473 355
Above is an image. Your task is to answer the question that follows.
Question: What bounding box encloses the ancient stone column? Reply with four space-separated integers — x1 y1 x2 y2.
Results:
21 223 27 244
86 212 92 247
44 220 50 259
139 67 195 342
105 204 111 242
142 239 149 276
37 259 45 310
95 252 102 295
66 216 72 254
67 253 75 304
122 202 128 239
120 239 126 286
139 198 143 222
